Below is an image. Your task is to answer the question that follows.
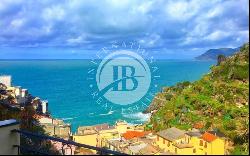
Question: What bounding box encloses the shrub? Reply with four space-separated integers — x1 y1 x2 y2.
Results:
223 120 236 131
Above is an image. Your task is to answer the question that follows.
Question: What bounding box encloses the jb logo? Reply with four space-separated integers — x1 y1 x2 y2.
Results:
96 50 151 105
112 65 143 91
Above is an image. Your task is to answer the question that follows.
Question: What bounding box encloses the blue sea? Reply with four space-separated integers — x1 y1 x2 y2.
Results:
0 59 215 132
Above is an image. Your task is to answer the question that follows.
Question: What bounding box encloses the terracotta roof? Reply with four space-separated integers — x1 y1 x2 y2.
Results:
122 131 149 140
202 132 217 142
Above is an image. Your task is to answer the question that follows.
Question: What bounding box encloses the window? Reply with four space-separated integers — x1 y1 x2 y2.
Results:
163 139 165 144
157 136 159 141
168 141 170 147
204 142 207 148
193 148 196 153
200 140 203 146
175 148 177 154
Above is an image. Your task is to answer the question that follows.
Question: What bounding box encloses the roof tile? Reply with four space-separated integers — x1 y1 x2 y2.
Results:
202 132 217 142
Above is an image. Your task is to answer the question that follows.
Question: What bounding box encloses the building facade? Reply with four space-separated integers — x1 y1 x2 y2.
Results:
155 127 226 155
0 75 11 87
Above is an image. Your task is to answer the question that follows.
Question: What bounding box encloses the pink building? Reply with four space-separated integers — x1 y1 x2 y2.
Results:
51 140 76 155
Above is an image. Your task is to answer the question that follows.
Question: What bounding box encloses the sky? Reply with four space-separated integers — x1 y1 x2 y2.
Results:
0 0 249 59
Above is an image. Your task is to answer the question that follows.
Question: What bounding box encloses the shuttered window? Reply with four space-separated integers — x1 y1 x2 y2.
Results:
200 140 203 146
193 148 196 153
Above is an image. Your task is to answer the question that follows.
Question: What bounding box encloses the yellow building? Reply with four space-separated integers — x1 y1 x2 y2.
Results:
185 131 204 155
98 128 120 148
72 127 98 153
115 120 130 134
208 130 230 151
155 127 194 154
185 131 225 155
200 132 225 155
73 122 123 153
155 127 226 155
73 121 148 154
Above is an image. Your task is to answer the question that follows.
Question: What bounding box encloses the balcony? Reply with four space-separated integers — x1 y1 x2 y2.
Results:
0 119 126 155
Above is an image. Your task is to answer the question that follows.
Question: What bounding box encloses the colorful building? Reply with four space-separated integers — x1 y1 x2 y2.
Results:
73 123 119 153
72 121 156 154
155 127 193 155
200 132 225 155
0 75 11 87
36 115 71 138
155 127 226 155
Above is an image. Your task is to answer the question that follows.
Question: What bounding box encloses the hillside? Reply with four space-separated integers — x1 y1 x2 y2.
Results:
147 43 249 154
195 47 240 60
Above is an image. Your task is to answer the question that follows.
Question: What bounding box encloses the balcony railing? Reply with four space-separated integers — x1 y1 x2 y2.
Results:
12 129 127 155
0 119 127 155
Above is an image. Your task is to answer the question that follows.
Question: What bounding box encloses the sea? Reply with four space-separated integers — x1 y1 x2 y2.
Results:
0 59 215 132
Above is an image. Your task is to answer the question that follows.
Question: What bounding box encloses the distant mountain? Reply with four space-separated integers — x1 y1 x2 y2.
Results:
195 47 240 60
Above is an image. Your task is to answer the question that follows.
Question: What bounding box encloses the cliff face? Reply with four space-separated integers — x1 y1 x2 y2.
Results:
147 43 249 154
195 47 240 60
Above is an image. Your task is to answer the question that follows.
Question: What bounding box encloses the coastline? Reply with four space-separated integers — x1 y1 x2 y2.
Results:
0 59 215 132
0 74 152 135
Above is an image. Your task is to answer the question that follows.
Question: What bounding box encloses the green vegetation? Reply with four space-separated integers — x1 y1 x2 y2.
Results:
147 43 249 155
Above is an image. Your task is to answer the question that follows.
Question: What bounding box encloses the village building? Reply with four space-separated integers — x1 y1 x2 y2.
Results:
155 127 226 155
73 123 119 153
34 115 71 138
200 132 225 155
31 97 48 114
105 131 159 155
156 127 193 155
72 120 156 154
0 75 11 87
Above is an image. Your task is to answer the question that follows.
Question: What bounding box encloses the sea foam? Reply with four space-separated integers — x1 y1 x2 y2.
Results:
122 112 151 122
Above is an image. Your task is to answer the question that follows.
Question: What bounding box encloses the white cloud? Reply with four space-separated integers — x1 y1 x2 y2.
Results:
42 5 65 21
10 18 25 28
205 6 223 19
205 30 230 41
136 1 153 14
164 0 202 21
67 36 85 45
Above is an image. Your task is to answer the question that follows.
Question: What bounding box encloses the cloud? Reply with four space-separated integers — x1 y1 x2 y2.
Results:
164 0 202 21
67 36 84 44
42 5 65 21
0 0 249 58
10 18 25 28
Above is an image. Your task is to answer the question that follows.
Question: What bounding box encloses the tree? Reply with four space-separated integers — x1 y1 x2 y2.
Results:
217 54 226 65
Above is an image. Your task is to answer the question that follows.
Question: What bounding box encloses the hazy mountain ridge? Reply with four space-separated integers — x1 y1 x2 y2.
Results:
196 47 241 60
